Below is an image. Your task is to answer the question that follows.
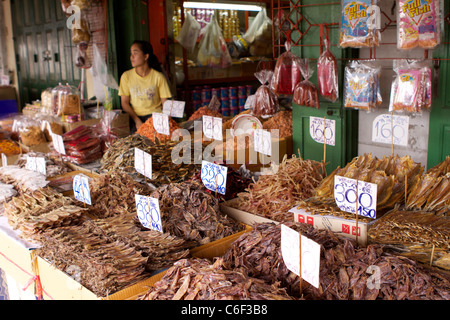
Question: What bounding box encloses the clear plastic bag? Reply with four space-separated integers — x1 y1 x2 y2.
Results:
91 44 119 102
340 0 380 48
317 40 339 103
343 60 382 111
197 17 232 69
13 117 47 147
271 42 303 96
389 59 432 113
176 12 201 52
93 110 119 152
397 0 443 50
293 59 320 109
57 84 81 116
253 70 279 117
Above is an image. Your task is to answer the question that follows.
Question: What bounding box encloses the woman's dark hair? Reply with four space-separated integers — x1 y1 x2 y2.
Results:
132 40 162 73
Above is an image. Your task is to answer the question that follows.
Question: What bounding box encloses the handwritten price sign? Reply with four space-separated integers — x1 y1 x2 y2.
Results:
254 129 272 156
201 161 228 195
73 175 92 205
163 100 186 118
372 114 409 147
52 133 66 155
26 156 47 176
203 116 223 141
334 176 377 219
153 113 170 136
135 195 163 233
310 117 336 146
134 148 152 179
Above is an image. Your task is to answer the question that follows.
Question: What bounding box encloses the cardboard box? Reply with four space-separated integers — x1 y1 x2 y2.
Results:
289 205 374 246
0 217 39 296
220 199 278 226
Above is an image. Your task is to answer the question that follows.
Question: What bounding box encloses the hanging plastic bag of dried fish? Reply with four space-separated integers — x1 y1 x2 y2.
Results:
92 110 120 152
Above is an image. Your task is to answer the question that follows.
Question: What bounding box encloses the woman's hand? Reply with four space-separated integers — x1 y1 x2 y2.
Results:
135 118 144 130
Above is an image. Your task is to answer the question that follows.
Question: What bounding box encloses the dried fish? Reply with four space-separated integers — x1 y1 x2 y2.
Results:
139 258 295 300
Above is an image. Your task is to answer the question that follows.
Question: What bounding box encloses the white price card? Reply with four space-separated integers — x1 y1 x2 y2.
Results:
310 117 336 146
2 154 8 167
153 113 170 136
134 148 152 179
73 175 92 205
254 129 272 156
26 157 47 176
135 195 163 233
244 95 256 110
163 100 186 118
281 224 300 276
203 116 223 141
372 114 409 147
201 161 228 195
301 235 321 289
52 133 66 155
334 176 377 219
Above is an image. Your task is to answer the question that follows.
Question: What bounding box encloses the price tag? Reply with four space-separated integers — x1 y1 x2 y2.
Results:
310 117 336 146
73 175 92 205
26 157 47 176
334 176 377 219
134 148 152 179
208 95 221 112
301 235 321 289
1 154 7 167
281 224 300 276
135 195 163 233
244 95 255 110
372 114 409 147
163 100 186 118
202 116 223 141
254 129 272 156
201 161 228 195
153 113 170 136
52 133 66 155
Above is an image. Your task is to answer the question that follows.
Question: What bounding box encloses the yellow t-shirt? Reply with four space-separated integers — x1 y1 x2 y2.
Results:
118 68 172 117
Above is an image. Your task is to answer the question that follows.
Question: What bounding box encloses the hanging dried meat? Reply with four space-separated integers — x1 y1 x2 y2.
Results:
317 40 339 103
139 258 295 300
230 154 324 223
151 181 245 246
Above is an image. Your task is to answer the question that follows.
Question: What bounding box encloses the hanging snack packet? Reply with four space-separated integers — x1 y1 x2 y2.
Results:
271 42 303 96
253 70 280 118
293 59 320 109
197 17 232 69
340 0 380 48
317 40 339 102
343 60 382 111
389 60 432 113
398 0 442 50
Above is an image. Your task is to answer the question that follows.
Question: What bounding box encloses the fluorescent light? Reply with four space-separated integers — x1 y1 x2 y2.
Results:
183 2 262 11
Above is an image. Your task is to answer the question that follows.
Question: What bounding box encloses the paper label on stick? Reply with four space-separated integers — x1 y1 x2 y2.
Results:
52 133 66 155
372 114 409 147
334 176 377 219
203 116 223 141
26 156 47 176
153 113 170 136
254 129 272 156
301 235 321 289
1 154 7 167
134 148 152 179
135 195 163 233
281 224 301 276
73 175 92 205
310 117 336 146
201 161 227 195
163 100 185 118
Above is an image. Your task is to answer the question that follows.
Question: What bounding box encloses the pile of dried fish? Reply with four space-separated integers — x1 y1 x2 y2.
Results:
100 134 201 187
15 152 73 178
308 154 424 217
406 157 450 215
85 214 192 272
221 222 450 300
231 155 324 222
151 181 244 246
0 182 17 205
262 110 293 139
369 208 450 270
37 221 149 297
139 258 295 300
3 187 87 241
86 171 153 219
137 116 181 142
0 166 49 192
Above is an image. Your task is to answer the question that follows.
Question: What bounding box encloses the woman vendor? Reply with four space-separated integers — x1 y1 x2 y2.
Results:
119 40 172 133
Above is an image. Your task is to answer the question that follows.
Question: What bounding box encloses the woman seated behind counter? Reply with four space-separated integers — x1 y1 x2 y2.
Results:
119 40 172 133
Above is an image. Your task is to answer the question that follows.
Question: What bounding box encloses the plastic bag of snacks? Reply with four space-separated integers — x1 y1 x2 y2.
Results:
13 117 47 147
343 60 382 111
176 12 201 52
317 39 339 102
57 84 81 117
253 70 279 118
340 0 380 48
197 17 232 69
389 59 432 113
243 8 273 57
397 0 443 50
293 59 320 109
271 42 303 96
